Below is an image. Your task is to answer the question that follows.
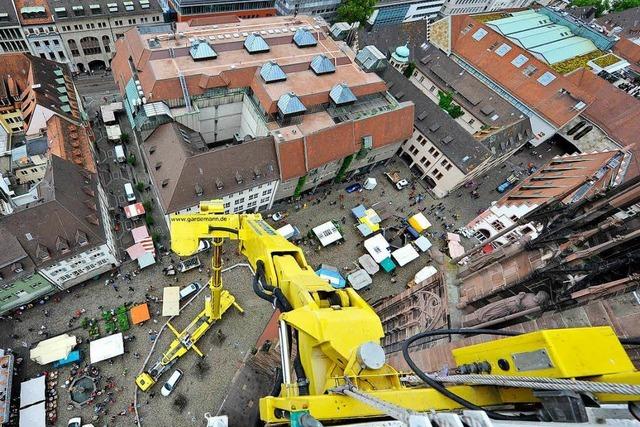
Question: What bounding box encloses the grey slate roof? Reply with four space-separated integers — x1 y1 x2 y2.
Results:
244 33 270 53
330 83 357 105
0 0 21 28
142 122 280 214
383 66 490 174
277 92 306 116
1 155 107 267
310 54 336 75
382 67 532 174
596 7 640 40
260 61 287 83
293 28 317 47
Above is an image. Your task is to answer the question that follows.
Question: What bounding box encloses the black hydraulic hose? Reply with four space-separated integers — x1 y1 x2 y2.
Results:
402 328 539 421
620 337 640 346
252 260 309 394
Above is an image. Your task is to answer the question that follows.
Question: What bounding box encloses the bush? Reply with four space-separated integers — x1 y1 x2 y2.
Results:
145 213 154 226
403 62 416 78
143 200 153 212
121 132 130 144
136 182 145 192
127 154 136 166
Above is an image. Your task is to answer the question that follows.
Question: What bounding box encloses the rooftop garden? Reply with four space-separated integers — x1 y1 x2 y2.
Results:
473 12 511 24
592 53 623 68
550 49 604 74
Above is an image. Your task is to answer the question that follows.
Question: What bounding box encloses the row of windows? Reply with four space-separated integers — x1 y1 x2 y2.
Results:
68 36 111 57
59 15 159 32
181 0 273 15
0 28 23 41
26 26 57 35
0 40 28 52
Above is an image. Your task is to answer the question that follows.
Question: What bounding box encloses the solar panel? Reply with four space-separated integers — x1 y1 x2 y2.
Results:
537 71 556 86
260 61 287 83
244 34 269 53
310 55 336 75
293 28 317 47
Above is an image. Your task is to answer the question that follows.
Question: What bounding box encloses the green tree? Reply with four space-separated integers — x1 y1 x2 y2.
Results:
127 154 136 166
145 213 154 226
337 0 376 26
121 132 130 144
570 0 608 16
449 104 463 119
136 182 145 192
611 0 640 11
403 62 416 78
438 90 453 110
143 200 153 212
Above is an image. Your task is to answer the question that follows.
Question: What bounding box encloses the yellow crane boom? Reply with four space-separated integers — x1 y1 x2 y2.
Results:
146 200 640 425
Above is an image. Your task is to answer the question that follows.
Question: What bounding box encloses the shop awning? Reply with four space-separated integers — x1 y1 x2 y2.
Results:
124 202 145 218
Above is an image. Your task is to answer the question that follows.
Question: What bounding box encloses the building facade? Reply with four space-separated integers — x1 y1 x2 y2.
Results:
111 15 414 213
169 0 276 22
368 0 445 27
15 0 71 64
49 0 164 72
0 0 29 53
440 0 534 16
2 155 118 292
275 0 341 21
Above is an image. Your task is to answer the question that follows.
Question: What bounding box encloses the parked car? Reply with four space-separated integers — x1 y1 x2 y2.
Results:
396 179 409 190
178 256 201 273
345 183 363 193
497 173 519 193
179 282 201 301
161 369 183 396
68 418 82 427
271 212 284 221
123 182 136 202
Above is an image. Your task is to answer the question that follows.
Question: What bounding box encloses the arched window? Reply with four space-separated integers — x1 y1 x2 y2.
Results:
68 39 80 57
80 36 101 56
102 35 111 53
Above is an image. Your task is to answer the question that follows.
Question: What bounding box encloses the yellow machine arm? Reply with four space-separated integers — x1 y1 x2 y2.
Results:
170 200 640 425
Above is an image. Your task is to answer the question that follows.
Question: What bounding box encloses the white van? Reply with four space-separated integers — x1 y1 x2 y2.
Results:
124 182 136 202
114 145 126 163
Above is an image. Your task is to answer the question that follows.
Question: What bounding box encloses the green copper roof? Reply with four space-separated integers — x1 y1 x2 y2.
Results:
486 10 597 65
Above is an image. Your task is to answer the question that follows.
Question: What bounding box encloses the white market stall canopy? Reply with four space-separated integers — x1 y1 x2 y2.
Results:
392 244 420 267
100 101 123 124
89 333 124 364
19 401 45 427
105 124 122 141
313 222 342 247
20 375 45 409
277 224 296 240
415 266 438 284
29 334 76 365
363 177 377 190
364 233 390 263
163 286 180 316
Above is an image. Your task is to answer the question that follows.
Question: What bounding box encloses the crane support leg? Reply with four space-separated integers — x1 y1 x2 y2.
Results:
210 237 223 320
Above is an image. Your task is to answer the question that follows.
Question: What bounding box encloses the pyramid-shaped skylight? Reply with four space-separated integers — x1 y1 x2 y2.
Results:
244 33 270 54
277 92 306 116
293 28 317 47
310 55 336 75
329 83 357 106
260 61 287 83
190 41 217 60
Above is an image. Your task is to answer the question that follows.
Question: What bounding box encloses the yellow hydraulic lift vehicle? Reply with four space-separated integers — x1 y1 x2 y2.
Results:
140 200 640 426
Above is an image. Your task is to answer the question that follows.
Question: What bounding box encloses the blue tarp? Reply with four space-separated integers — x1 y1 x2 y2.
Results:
53 350 81 368
316 268 346 288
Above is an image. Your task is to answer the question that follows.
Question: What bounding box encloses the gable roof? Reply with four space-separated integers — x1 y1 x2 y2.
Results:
142 123 280 213
1 155 106 267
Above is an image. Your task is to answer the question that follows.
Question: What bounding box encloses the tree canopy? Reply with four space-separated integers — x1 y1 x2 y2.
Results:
570 0 608 17
337 0 376 26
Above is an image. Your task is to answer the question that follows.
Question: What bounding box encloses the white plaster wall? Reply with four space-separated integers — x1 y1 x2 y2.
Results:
239 96 269 139
27 105 55 136
41 243 118 289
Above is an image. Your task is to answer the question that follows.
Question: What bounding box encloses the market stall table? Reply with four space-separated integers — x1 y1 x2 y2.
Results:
163 287 180 316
